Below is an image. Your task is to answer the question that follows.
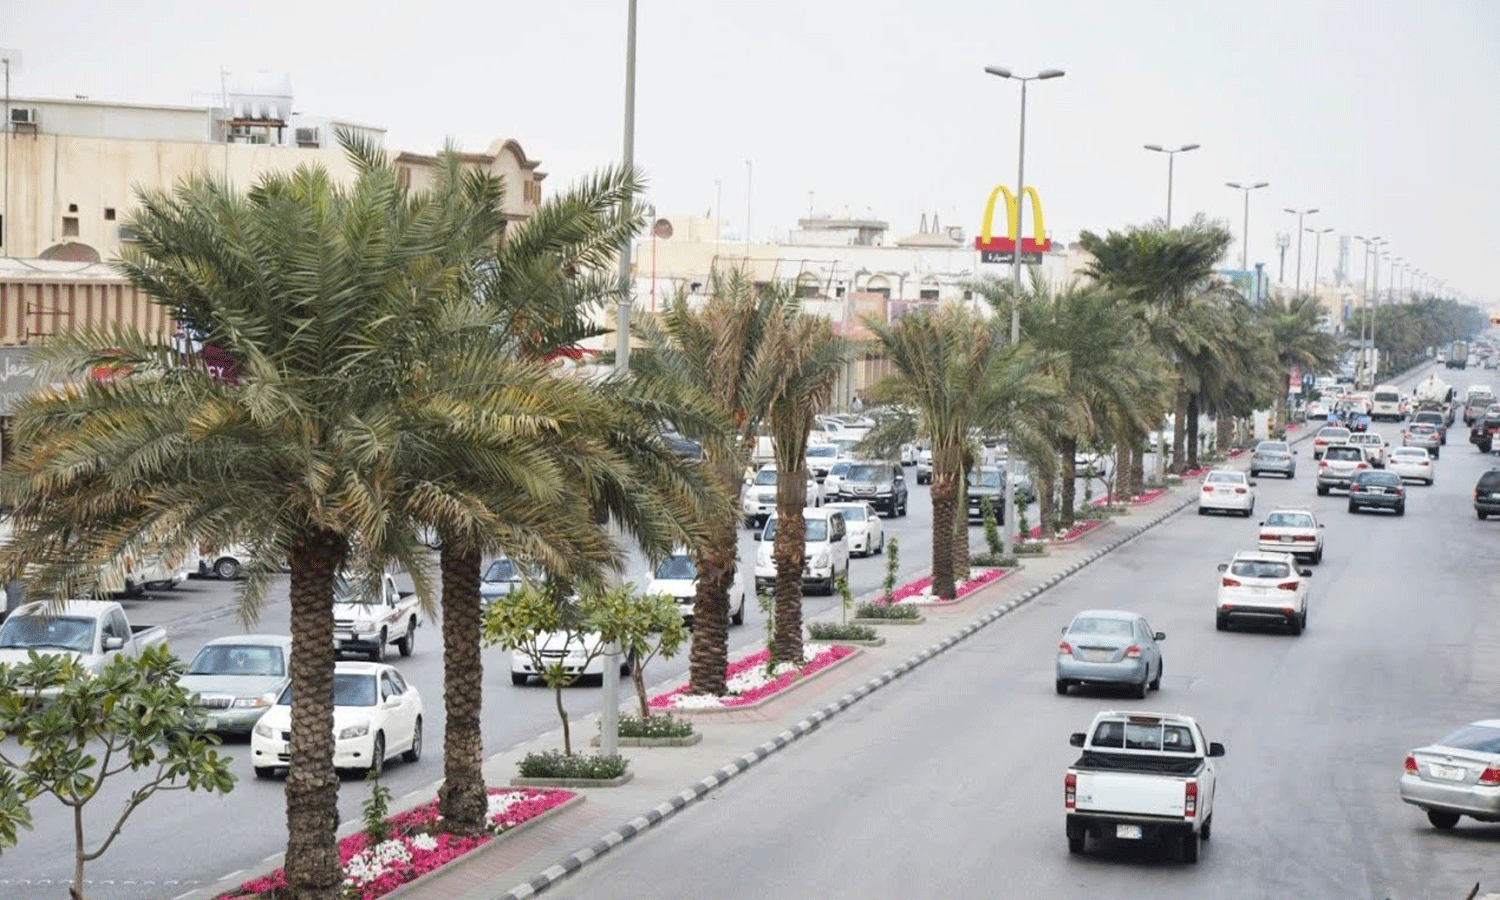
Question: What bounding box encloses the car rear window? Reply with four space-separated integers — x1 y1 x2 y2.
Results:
1325 447 1363 460
1318 428 1350 439
1436 724 1500 753
1358 472 1400 486
1205 472 1242 484
1477 472 1500 492
1231 560 1291 579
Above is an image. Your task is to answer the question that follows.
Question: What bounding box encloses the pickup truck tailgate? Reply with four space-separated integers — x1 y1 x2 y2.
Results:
1074 769 1191 818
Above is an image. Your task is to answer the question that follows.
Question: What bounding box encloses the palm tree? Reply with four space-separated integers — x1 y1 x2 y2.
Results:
1259 293 1340 435
752 299 847 665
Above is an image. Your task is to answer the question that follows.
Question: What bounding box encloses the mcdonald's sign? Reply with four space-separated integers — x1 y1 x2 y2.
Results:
974 185 1050 264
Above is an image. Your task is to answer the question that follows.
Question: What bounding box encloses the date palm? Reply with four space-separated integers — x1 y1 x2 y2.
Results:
1259 293 1340 435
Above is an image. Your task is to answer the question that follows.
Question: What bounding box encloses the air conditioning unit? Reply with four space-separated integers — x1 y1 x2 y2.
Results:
10 107 37 125
294 126 319 146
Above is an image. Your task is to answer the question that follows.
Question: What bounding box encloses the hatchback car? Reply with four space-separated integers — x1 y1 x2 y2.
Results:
1316 444 1369 495
1401 422 1443 458
1474 468 1500 520
754 507 849 594
1256 509 1324 563
1197 470 1257 517
1399 719 1500 830
180 634 293 735
1215 551 1311 634
1249 440 1297 479
825 501 885 557
1348 470 1406 515
1387 447 1435 485
1054 609 1164 699
1312 426 1352 460
645 551 746 627
252 661 423 778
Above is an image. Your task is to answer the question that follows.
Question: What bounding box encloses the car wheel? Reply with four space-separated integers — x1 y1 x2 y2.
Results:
402 716 422 763
1480 510 1489 520
214 557 242 580
1134 675 1148 699
396 618 416 657
1215 614 1228 632
511 672 528 686
1426 477 1433 486
874 533 885 555
1288 613 1304 636
367 733 386 778
1200 815 1212 841
371 630 387 662
731 597 745 626
1249 469 1258 478
1313 546 1323 564
1150 660 1162 691
1347 502 1358 513
1197 507 1207 516
1317 485 1328 496
254 766 277 780
1427 810 1460 829
1055 678 1069 695
1396 503 1406 516
1181 830 1199 863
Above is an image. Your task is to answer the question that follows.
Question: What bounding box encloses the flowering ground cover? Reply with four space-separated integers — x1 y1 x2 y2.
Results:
217 788 574 900
1026 518 1106 542
1179 466 1211 478
1086 488 1168 508
1227 448 1246 458
880 566 1008 605
649 643 856 711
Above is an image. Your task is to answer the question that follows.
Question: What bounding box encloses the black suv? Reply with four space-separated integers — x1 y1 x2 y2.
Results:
1475 469 1500 520
1470 406 1500 454
833 461 908 517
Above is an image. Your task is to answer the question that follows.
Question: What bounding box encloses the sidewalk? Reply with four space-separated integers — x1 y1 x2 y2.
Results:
186 453 1273 900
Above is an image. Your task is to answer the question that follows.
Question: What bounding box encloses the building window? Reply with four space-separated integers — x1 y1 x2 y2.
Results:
796 273 822 299
63 216 80 237
919 289 939 301
68 203 78 213
104 208 117 221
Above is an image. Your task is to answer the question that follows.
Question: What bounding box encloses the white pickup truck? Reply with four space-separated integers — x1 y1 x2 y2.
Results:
1064 710 1226 863
332 572 420 661
0 599 169 676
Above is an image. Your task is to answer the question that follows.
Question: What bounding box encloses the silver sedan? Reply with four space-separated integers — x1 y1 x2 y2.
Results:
1055 609 1164 699
1399 719 1500 830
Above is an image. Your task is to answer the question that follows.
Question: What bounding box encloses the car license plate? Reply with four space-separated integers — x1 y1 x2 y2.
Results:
1370 487 1384 494
1430 763 1466 781
1115 824 1143 840
1083 649 1112 662
1279 536 1294 543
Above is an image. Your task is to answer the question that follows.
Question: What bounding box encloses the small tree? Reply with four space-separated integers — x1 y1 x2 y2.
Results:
981 497 1003 555
600 586 688 719
0 645 236 898
483 583 608 756
882 536 900 604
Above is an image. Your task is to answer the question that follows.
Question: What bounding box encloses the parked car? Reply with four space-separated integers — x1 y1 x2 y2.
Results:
1249 440 1297 479
1398 718 1500 830
180 634 293 735
1347 432 1388 467
1473 468 1500 520
1402 422 1443 458
645 550 746 627
252 661 423 778
1312 426 1352 460
1215 551 1311 634
1348 470 1406 515
1054 609 1164 698
1386 447 1436 485
1256 508 1324 563
1197 470 1256 517
1315 444 1369 495
753 507 849 595
831 460 908 517
825 501 885 557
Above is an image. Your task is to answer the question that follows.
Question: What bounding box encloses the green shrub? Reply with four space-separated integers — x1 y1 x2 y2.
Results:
971 553 1018 568
854 601 921 620
518 751 629 780
808 621 878 641
981 497 1003 555
616 715 694 739
360 775 392 846
882 537 900 604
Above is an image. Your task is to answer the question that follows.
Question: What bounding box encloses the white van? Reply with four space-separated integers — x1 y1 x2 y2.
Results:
753 507 849 596
1370 384 1404 421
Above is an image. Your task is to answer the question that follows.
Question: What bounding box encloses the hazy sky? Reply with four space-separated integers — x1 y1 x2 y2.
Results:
6 0 1497 303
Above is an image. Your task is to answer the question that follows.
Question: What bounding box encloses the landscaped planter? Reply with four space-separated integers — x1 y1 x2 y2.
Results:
648 644 861 715
589 732 703 748
510 772 634 788
850 615 926 626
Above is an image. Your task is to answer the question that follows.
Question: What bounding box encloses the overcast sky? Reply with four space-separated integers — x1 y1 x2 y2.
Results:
6 0 1497 303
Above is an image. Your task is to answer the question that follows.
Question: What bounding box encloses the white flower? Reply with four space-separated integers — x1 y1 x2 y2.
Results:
344 838 414 887
409 833 439 852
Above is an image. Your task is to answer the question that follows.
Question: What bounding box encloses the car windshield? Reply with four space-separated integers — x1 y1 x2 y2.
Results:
1255 442 1289 453
761 517 828 541
484 559 518 582
332 577 381 606
837 505 867 521
1231 559 1291 579
187 644 285 677
848 464 886 482
1436 724 1500 753
753 469 779 486
972 469 1003 488
653 555 696 580
0 615 94 651
1263 512 1313 528
1069 617 1134 637
279 672 376 707
807 445 837 459
829 462 850 475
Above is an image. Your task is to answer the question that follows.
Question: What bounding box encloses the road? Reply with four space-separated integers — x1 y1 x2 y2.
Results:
3 449 1122 898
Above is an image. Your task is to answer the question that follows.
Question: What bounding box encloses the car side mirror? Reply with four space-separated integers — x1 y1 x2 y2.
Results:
1070 732 1086 748
102 635 125 651
1300 568 1313 577
1208 742 1226 758
1061 625 1069 634
1256 520 1264 526
752 531 762 541
1319 523 1325 528
1153 631 1166 641
1248 480 1259 487
1216 563 1228 573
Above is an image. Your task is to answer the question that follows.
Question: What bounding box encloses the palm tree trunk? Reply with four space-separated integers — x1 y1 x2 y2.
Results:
929 443 960 599
1172 382 1190 473
1037 469 1056 537
1128 442 1144 497
283 526 348 900
771 502 806 666
437 541 487 836
688 521 735 694
1059 436 1078 527
1217 413 1234 451
1186 394 1202 470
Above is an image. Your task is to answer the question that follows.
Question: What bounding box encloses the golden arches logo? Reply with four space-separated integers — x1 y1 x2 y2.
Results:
974 185 1051 261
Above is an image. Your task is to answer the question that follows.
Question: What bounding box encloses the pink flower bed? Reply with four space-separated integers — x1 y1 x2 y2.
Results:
1227 448 1245 458
880 566 1008 604
1041 519 1105 542
648 644 856 710
1087 488 1168 508
217 788 574 900
1179 466 1210 478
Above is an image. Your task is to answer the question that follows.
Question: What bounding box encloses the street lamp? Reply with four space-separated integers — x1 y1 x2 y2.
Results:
1283 207 1320 294
1389 255 1403 304
1143 143 1200 229
1353 235 1381 387
1226 181 1269 273
1305 226 1334 300
984 63 1063 558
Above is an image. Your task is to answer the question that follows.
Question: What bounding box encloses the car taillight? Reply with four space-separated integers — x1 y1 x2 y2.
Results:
1059 641 1073 655
1259 533 1274 542
1202 485 1213 493
1319 460 1328 468
1184 780 1197 819
1124 644 1142 659
1404 754 1418 773
1234 487 1247 494
1065 772 1077 809
1356 462 1369 469
1479 767 1500 786
1294 535 1316 542
1221 577 1241 587
1276 581 1300 591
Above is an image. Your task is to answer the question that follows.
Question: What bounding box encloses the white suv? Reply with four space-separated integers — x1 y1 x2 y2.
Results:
754 507 849 595
740 464 822 530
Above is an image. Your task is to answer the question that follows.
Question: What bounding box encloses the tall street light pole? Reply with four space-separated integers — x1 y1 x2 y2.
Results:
1306 226 1333 302
984 64 1063 558
600 0 639 759
1143 143 1199 229
1283 206 1319 294
1226 181 1269 273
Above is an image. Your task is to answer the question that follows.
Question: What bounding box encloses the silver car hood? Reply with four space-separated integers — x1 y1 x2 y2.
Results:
178 673 286 699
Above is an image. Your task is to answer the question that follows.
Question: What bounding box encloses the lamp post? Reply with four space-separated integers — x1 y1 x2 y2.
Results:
1226 181 1269 273
1306 226 1333 302
1389 255 1402 304
1143 143 1199 229
1353 235 1381 388
1283 207 1320 294
984 63 1063 558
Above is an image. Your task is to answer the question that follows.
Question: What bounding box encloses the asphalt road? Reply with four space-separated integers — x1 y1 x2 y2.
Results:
3 452 1127 898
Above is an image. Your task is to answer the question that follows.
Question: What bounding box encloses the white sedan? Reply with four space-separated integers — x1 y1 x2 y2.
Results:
826 501 885 557
1215 550 1311 635
645 551 747 627
1197 469 1257 517
1387 446 1436 485
1256 508 1324 563
251 661 423 778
